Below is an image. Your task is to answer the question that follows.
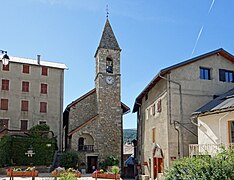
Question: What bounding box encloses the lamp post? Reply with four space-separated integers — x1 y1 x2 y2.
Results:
0 50 10 66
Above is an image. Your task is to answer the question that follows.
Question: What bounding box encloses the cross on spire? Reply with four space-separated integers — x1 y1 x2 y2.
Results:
106 5 109 18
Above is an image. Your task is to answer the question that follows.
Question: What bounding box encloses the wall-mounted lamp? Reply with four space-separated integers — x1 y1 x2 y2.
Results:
0 50 10 66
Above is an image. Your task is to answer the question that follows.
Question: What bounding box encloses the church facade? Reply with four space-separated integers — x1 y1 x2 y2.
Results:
63 18 129 173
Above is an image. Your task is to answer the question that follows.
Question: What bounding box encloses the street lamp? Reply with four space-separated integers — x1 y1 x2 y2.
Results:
0 50 10 66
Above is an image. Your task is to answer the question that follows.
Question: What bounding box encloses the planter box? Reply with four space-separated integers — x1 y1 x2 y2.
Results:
92 173 120 179
51 171 81 178
7 171 38 177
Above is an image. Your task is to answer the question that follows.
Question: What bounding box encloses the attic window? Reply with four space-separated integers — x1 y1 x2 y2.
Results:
106 58 113 73
219 69 234 83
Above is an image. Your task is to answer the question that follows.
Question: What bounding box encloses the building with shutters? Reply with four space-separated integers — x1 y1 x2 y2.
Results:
0 55 67 150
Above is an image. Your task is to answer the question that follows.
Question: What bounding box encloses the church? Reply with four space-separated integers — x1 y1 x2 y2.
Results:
63 17 130 173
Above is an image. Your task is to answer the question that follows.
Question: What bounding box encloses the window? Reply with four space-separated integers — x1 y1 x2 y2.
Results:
41 83 48 94
2 64 9 71
152 104 155 116
1 99 8 110
145 108 149 120
219 69 234 83
23 64 30 74
39 121 46 125
40 102 47 113
228 121 234 143
20 120 28 130
22 81 29 92
21 100 29 111
42 67 48 76
200 67 211 80
2 79 9 90
157 99 162 112
152 128 155 143
106 58 113 73
0 119 8 130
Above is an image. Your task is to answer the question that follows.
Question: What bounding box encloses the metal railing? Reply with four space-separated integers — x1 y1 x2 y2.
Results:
78 145 94 152
189 143 233 157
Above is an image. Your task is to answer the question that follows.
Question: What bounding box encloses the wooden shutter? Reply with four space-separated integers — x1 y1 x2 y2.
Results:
219 69 225 82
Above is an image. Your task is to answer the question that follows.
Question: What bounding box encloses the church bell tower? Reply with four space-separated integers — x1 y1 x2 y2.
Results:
94 18 123 165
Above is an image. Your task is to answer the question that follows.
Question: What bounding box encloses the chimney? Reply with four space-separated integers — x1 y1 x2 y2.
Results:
37 55 41 65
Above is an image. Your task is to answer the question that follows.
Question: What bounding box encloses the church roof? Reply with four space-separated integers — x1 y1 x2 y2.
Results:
95 19 121 57
66 88 130 114
68 115 98 136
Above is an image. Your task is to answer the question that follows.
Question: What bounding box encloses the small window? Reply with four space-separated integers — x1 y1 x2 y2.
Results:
219 69 234 83
23 64 30 74
145 109 149 120
41 83 48 94
228 121 234 143
200 67 211 80
40 102 47 113
152 128 156 143
152 104 155 116
1 99 8 110
42 67 48 76
157 99 162 112
0 119 9 130
2 64 9 71
20 120 28 130
106 58 113 73
22 81 29 92
39 121 46 125
21 100 29 111
2 79 9 90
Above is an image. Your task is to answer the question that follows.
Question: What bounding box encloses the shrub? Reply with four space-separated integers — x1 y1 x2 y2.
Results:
164 148 234 180
99 155 119 170
59 151 79 169
111 166 120 174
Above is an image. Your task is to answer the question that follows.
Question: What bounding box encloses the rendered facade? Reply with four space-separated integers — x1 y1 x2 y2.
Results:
0 55 67 150
63 18 129 173
133 48 234 179
190 88 234 157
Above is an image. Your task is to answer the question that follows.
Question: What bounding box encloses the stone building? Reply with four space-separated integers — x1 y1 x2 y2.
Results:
63 18 130 173
0 55 67 150
133 48 234 179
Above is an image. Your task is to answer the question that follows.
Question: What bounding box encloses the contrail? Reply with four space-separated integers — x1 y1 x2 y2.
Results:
191 26 203 57
209 0 215 13
191 0 216 56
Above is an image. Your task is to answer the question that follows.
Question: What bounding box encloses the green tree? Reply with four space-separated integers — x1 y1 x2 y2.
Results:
164 148 234 180
59 151 79 169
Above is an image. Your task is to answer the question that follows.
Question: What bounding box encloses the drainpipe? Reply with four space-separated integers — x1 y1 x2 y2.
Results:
159 73 184 157
174 121 180 158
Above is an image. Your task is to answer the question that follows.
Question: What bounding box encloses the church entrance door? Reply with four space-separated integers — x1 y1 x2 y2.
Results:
87 156 98 173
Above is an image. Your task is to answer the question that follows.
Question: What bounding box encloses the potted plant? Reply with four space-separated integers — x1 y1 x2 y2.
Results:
51 167 81 178
7 167 38 177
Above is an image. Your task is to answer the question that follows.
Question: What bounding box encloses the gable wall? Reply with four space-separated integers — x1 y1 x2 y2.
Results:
69 92 97 132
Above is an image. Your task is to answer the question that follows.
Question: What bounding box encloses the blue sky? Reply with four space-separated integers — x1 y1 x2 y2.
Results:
1 0 234 129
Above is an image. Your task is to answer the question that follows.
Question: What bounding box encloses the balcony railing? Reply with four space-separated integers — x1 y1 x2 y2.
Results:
78 145 94 152
189 143 233 157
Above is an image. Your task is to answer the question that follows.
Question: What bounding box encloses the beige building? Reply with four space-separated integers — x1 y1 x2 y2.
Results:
63 18 129 173
0 55 67 150
133 48 234 179
190 88 234 157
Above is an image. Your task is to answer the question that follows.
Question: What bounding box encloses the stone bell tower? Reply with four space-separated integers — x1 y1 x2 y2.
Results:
94 18 123 165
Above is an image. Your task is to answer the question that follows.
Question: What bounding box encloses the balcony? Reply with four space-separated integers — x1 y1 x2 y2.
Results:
78 145 94 152
189 143 233 157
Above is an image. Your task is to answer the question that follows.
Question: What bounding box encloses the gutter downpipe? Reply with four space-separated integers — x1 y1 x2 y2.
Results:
135 102 142 175
159 73 184 157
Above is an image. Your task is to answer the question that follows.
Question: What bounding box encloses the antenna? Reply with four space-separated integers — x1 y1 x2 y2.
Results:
106 5 109 18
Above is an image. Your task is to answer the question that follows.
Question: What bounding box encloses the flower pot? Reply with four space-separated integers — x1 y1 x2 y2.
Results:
7 171 39 177
51 171 81 178
92 173 120 179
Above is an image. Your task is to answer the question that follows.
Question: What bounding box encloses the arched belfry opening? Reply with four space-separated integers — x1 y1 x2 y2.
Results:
106 57 113 73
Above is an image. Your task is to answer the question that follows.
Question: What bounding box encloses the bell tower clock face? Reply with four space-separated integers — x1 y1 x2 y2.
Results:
106 76 114 85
